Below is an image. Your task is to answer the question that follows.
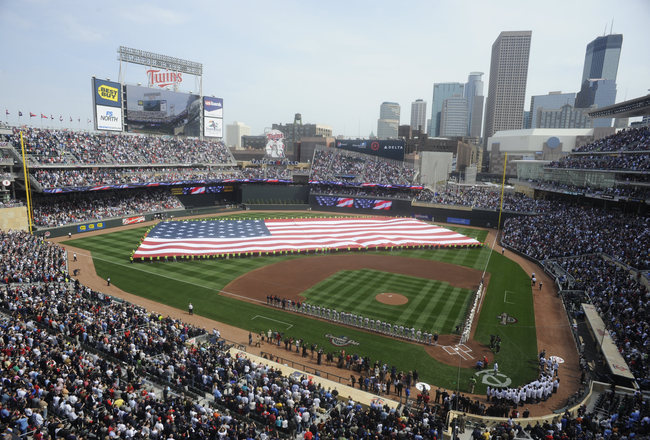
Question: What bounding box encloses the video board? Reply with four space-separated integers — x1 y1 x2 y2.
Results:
124 84 200 136
92 77 123 132
335 139 405 161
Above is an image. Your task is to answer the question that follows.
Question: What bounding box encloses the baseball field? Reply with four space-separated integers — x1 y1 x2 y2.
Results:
68 211 538 393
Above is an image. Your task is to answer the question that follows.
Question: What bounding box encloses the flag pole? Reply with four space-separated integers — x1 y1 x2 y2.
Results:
496 152 507 231
19 131 34 234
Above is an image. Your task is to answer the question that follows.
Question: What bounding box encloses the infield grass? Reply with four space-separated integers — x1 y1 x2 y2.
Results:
303 270 473 334
69 212 538 392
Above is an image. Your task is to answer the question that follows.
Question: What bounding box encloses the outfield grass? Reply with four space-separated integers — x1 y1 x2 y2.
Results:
303 269 473 334
69 212 538 392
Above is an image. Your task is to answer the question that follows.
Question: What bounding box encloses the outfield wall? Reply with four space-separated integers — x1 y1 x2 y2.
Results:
35 206 237 238
308 195 531 227
241 184 309 204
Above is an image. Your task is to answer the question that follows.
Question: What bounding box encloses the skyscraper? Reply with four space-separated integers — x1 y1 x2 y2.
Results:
483 30 532 142
440 97 469 137
465 72 484 139
377 102 400 139
580 34 623 85
576 34 622 127
529 92 576 128
410 99 427 133
429 83 464 137
575 79 617 127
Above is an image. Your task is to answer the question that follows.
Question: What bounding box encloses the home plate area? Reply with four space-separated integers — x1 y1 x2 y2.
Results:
443 344 474 360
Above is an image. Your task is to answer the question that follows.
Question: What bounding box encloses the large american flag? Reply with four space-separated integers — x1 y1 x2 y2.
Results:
133 217 480 259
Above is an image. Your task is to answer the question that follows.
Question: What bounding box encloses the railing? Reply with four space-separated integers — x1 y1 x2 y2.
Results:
260 351 349 384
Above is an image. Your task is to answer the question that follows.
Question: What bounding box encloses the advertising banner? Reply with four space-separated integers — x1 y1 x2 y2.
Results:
335 139 405 161
204 117 223 137
93 78 122 107
182 186 224 195
96 105 123 131
446 217 470 225
314 196 393 211
78 222 105 232
122 215 146 225
203 97 223 118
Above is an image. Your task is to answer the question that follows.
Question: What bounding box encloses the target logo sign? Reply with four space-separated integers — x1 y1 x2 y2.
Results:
371 141 380 151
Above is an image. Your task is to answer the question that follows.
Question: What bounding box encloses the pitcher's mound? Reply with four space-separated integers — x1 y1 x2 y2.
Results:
376 293 408 305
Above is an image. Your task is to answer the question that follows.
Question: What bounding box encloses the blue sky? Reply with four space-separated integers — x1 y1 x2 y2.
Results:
1 0 648 137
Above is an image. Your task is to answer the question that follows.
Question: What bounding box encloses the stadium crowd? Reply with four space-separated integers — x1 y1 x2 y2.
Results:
529 180 650 200
415 185 553 213
547 153 650 171
503 205 650 389
31 166 296 189
310 149 416 186
32 167 238 189
9 128 235 165
0 230 67 284
573 126 650 152
556 255 649 381
32 190 183 227
502 206 650 270
0 228 647 438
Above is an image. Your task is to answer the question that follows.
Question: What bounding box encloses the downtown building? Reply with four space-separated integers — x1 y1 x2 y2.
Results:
410 99 427 133
528 92 576 128
575 34 622 127
536 104 592 129
465 72 484 139
440 97 469 137
225 121 251 149
377 102 400 138
483 30 532 173
483 31 532 143
429 83 464 137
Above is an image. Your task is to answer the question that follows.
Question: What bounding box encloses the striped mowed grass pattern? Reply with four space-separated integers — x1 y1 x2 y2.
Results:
303 269 473 333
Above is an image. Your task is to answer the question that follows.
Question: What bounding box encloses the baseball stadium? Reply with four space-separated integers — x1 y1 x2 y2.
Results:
1 50 649 439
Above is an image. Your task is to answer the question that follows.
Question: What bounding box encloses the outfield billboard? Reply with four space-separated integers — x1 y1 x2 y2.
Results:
204 117 223 138
93 78 122 107
92 77 123 132
124 84 200 136
203 97 223 118
335 139 405 161
96 105 123 131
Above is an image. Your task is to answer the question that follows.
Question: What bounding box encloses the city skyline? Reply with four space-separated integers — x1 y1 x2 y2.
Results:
0 0 648 138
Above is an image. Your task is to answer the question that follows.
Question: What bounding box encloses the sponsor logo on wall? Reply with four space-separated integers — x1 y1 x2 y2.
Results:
122 216 146 225
78 222 105 232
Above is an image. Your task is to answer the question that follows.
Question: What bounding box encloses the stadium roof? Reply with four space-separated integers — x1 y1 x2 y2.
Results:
491 128 594 138
588 94 650 119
